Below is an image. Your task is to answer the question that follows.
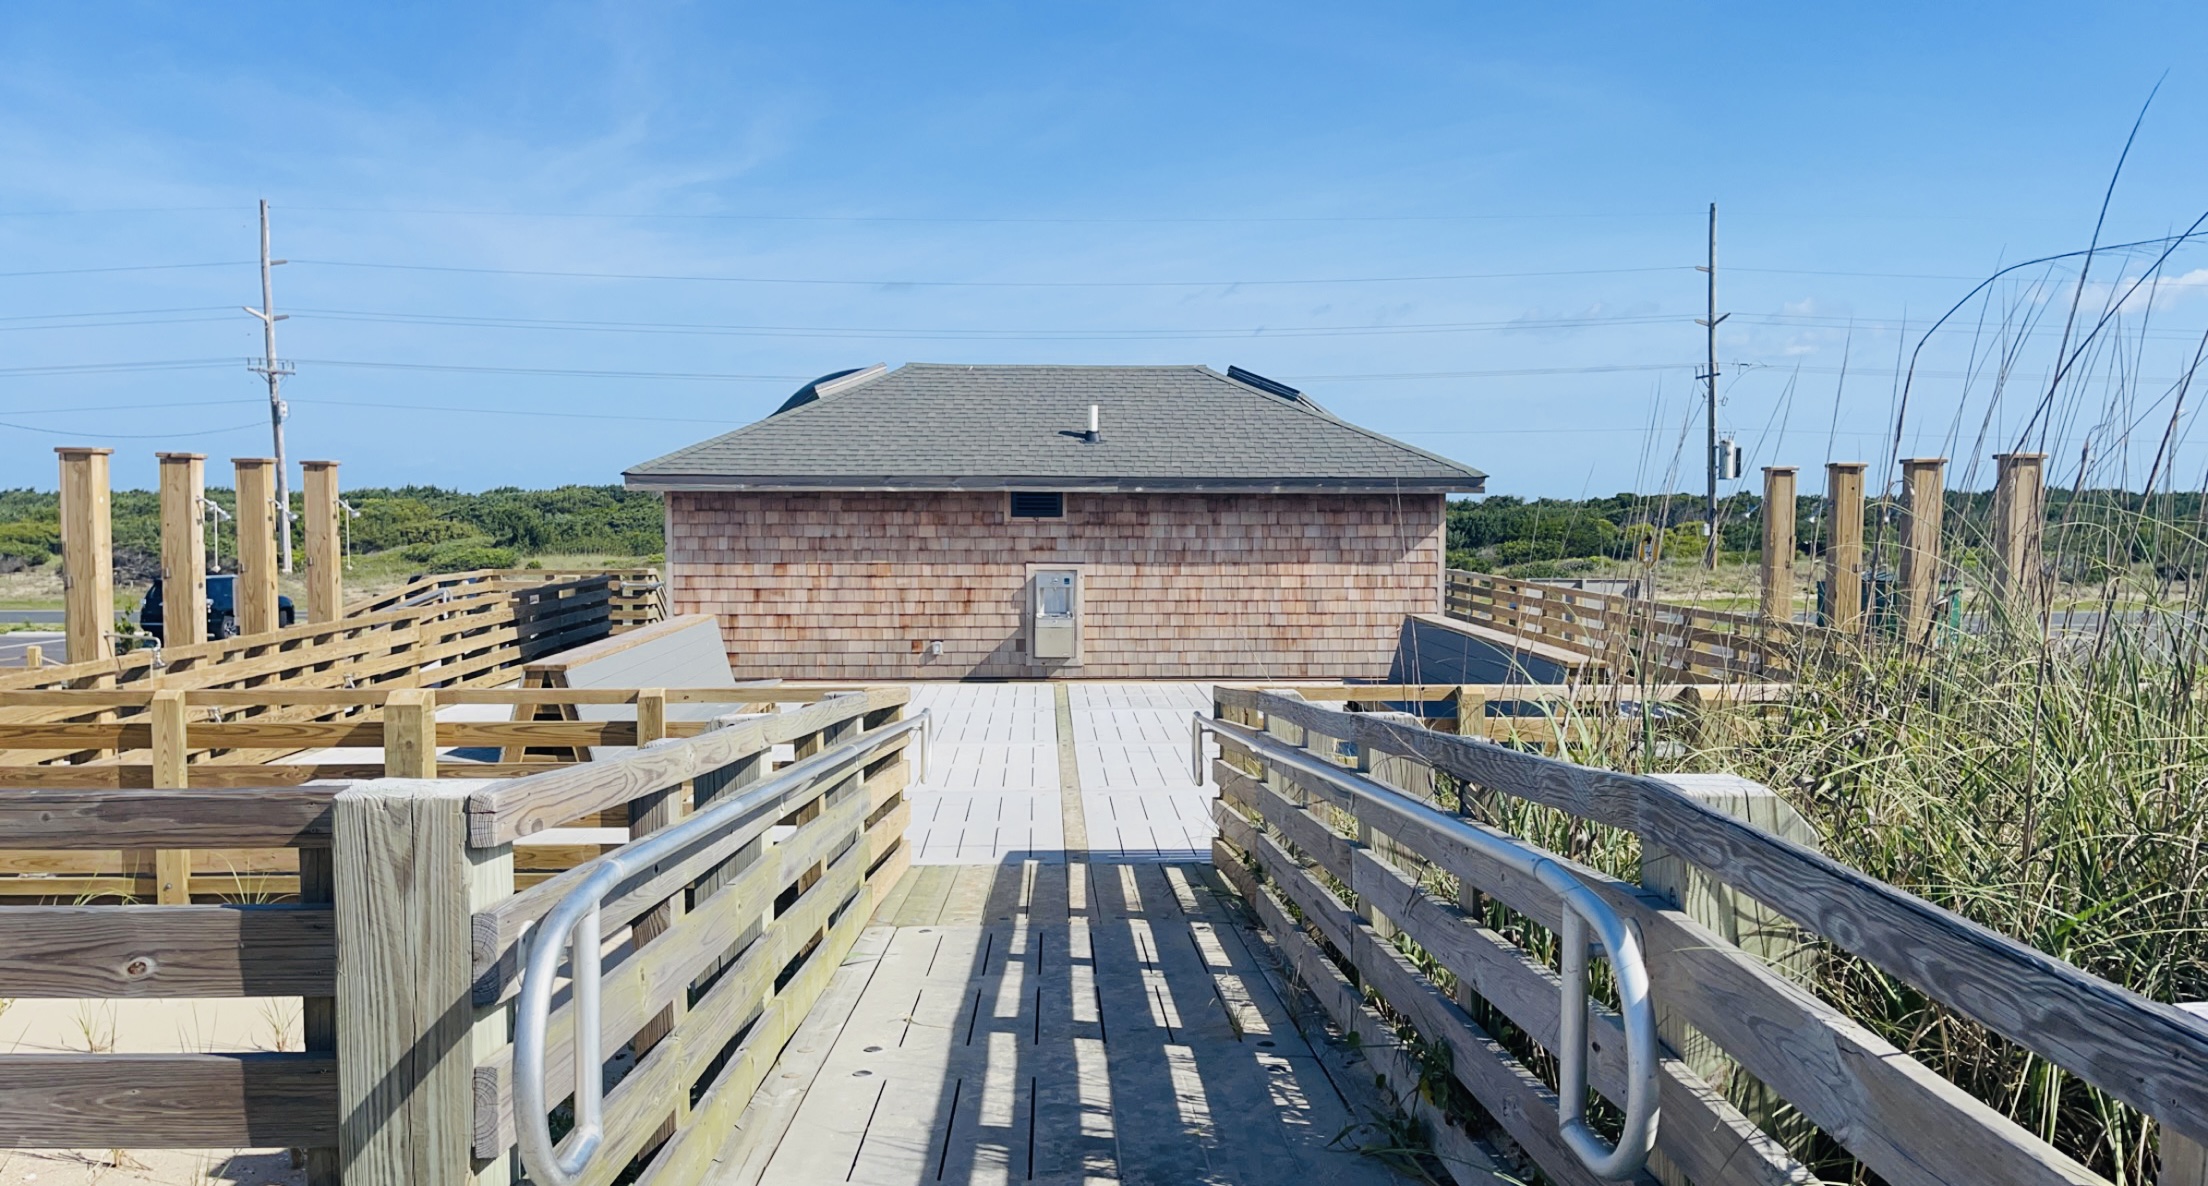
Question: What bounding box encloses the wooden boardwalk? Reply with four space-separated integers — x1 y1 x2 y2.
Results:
707 859 1434 1185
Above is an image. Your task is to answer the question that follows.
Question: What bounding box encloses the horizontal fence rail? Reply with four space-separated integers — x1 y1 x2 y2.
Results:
1211 685 2208 1186
340 684 914 1186
516 711 930 1186
0 683 865 904
1446 569 1795 682
1194 712 1660 1179
0 781 344 1171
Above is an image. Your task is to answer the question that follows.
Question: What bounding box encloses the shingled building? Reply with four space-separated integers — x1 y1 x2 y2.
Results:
624 363 1484 680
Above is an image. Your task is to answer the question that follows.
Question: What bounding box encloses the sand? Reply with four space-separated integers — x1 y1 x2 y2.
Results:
0 997 309 1186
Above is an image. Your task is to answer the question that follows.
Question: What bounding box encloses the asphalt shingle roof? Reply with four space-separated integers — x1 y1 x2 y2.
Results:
624 363 1484 493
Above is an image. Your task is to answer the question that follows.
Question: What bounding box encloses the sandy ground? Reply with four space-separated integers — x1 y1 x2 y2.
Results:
0 998 309 1186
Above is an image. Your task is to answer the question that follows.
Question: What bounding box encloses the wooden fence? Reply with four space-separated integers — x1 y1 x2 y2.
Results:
1234 681 1789 752
1445 569 1794 682
1211 685 2208 1186
0 685 911 1185
0 685 859 902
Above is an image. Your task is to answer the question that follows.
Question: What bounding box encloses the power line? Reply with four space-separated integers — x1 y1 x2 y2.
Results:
0 417 264 439
0 358 236 376
0 261 253 279
285 306 1691 341
287 258 1694 289
294 359 809 381
0 315 238 333
308 397 740 425
0 398 261 415
283 204 1703 225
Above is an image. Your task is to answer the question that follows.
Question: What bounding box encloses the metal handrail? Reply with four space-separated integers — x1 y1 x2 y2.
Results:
514 709 930 1186
1193 712 1660 1179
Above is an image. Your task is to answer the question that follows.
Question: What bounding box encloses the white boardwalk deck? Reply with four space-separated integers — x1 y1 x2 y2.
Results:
707 683 1437 1186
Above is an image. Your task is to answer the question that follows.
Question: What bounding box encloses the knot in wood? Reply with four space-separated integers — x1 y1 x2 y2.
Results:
123 954 158 979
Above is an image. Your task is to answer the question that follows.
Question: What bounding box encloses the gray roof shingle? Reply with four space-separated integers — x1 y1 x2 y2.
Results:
624 363 1484 493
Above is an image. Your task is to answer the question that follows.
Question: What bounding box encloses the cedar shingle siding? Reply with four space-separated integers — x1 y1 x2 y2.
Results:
667 490 1444 680
630 363 1480 679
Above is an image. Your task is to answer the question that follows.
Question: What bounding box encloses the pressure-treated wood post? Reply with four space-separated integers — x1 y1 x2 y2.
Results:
1993 452 2047 608
150 689 192 904
1825 462 1867 632
1759 466 1796 623
2170 1004 2208 1184
21 644 40 669
334 778 512 1185
383 688 437 779
1642 773 1823 1184
157 452 209 648
298 833 340 1186
627 689 690 1145
56 447 114 667
232 457 280 635
1900 458 1947 643
302 460 343 624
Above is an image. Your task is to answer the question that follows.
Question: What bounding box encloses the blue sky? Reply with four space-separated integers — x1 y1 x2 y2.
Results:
1 2 2206 499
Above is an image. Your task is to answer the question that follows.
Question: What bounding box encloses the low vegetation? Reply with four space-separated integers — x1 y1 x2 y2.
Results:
0 484 664 601
1451 553 2208 1181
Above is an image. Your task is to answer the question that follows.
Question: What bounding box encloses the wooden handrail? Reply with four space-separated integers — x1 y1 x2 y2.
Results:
1217 686 2208 1159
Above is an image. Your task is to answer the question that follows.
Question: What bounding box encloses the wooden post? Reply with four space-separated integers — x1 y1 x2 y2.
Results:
302 460 342 624
299 834 340 1186
335 778 512 1185
21 644 40 669
1641 772 1823 1184
1993 452 2047 609
627 689 689 1148
150 689 192 904
1900 457 1947 644
157 453 209 648
56 447 114 667
1825 462 1867 632
383 689 437 779
232 457 280 635
1759 466 1797 623
2169 1004 2208 1184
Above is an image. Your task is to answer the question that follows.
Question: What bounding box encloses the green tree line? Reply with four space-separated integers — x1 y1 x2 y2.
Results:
0 484 665 573
1447 488 2208 577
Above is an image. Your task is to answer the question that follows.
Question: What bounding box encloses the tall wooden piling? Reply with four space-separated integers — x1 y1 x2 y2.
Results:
1900 458 1947 643
157 452 209 648
56 447 115 666
302 460 342 624
232 458 280 636
1993 452 2047 609
1825 462 1867 632
1759 466 1797 623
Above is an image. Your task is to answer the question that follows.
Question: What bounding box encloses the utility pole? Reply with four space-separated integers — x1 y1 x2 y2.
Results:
243 200 296 572
1696 202 1729 567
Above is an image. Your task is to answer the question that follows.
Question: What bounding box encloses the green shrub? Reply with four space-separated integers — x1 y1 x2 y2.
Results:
399 540 518 572
0 519 60 562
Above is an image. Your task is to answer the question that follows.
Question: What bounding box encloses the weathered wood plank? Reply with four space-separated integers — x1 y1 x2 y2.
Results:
1228 687 2208 1147
0 904 333 997
1350 847 1807 1186
336 778 505 1185
1214 841 1517 1186
0 786 336 848
464 690 896 845
0 1052 336 1148
469 783 870 1156
1344 774 2103 1186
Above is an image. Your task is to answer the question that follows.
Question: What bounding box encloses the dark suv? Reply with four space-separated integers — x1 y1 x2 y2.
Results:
141 575 296 642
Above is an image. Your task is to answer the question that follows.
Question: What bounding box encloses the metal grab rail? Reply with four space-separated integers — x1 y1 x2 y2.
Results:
1193 712 1661 1179
514 710 930 1186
